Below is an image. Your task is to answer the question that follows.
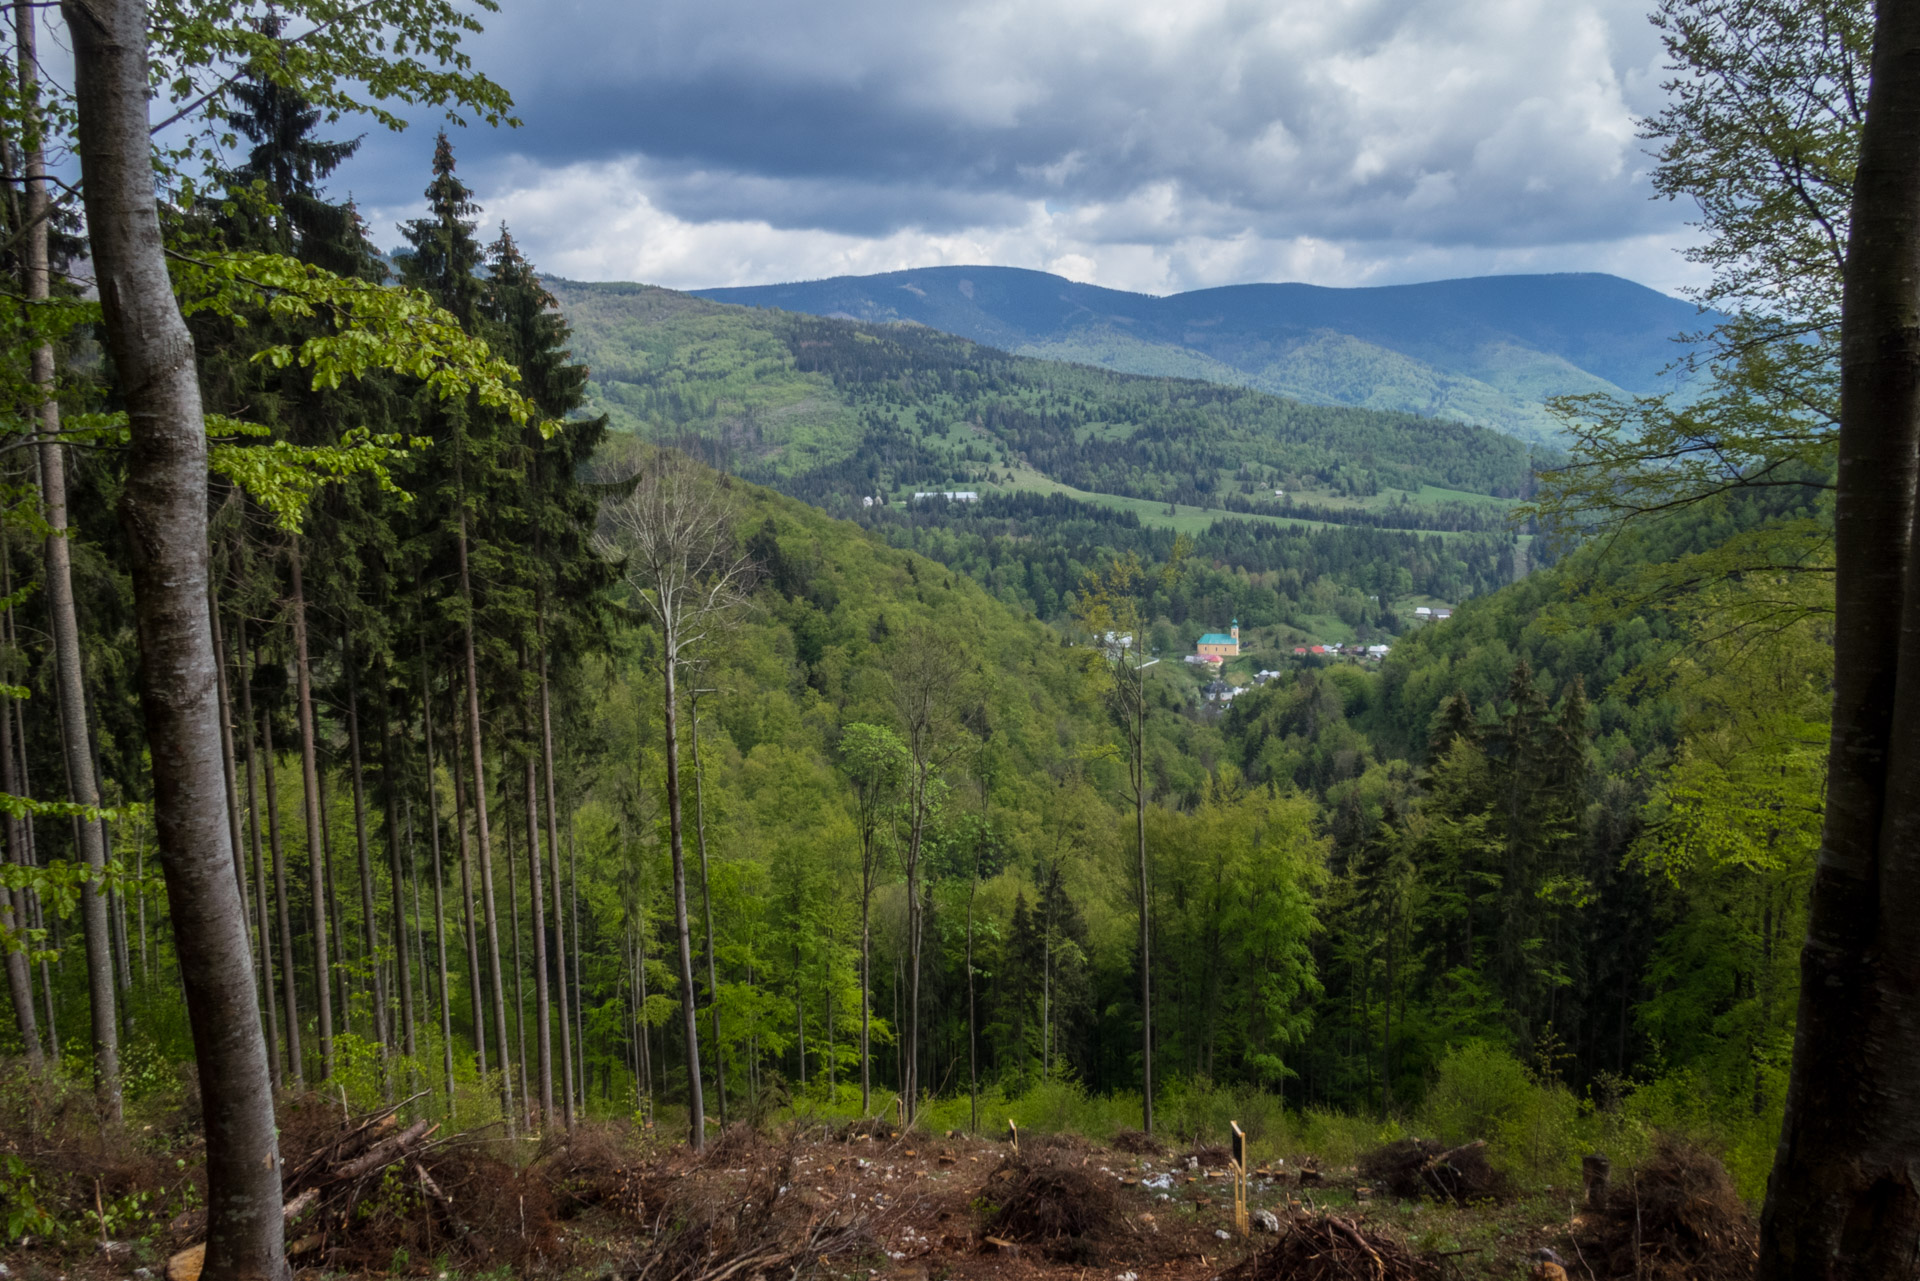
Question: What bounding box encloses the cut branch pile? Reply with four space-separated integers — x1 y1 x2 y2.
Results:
1219 1212 1446 1281
619 1148 876 1281
1359 1137 1508 1204
166 1094 551 1281
1572 1139 1758 1281
981 1151 1126 1251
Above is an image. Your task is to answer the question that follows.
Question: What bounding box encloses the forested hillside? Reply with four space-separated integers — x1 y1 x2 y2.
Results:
0 0 1895 1276
547 280 1540 508
692 267 1707 442
549 279 1539 645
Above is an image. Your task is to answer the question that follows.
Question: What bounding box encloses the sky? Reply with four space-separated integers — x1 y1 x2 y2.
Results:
339 0 1706 298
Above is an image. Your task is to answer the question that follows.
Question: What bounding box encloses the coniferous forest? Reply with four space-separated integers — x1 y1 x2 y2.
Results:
2 2 1918 1280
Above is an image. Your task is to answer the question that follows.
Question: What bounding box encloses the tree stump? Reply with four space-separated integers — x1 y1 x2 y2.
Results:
1582 1153 1611 1210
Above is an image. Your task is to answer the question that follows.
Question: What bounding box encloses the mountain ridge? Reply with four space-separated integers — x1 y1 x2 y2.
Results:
688 266 1706 441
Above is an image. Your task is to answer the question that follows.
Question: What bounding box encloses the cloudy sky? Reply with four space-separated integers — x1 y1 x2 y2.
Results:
341 0 1704 297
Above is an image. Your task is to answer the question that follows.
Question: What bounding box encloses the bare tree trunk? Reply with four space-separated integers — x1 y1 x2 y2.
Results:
288 542 334 1077
64 0 286 1268
456 518 514 1133
966 879 977 1133
383 677 416 1060
260 701 304 1085
859 886 871 1116
422 652 455 1105
504 819 528 1127
342 636 389 1052
0 538 40 1069
209 584 250 920
514 706 552 1129
0 666 41 1070
661 654 705 1149
16 700 58 1058
318 769 350 1040
569 821 584 1117
1757 7 1920 1276
452 727 487 1082
236 619 282 1090
520 733 553 1126
635 918 653 1109
21 3 118 1119
1135 682 1152 1136
689 691 724 1126
538 651 574 1127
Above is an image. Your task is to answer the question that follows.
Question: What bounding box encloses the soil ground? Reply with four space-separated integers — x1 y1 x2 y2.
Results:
0 1118 1712 1281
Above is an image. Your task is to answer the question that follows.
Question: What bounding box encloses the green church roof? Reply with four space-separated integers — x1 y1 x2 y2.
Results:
1197 633 1237 646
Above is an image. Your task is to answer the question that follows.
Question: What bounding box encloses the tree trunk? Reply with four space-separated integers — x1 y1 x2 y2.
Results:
1757 7 1920 1277
538 651 574 1127
521 736 553 1127
287 542 334 1077
209 583 250 923
16 699 58 1058
235 619 281 1090
860 875 871 1116
0 660 41 1070
966 876 978 1133
422 652 456 1108
343 635 390 1052
904 782 925 1122
0 540 41 1070
22 3 118 1119
635 917 653 1110
1135 685 1152 1136
456 515 514 1133
506 821 528 1126
383 678 416 1060
64 0 286 1268
318 769 350 1040
689 691 724 1126
260 699 304 1085
452 725 487 1082
661 653 706 1150
0 543 40 1069
569 821 584 1118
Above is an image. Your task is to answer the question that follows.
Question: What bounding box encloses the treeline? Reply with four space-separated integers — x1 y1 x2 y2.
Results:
852 491 1522 633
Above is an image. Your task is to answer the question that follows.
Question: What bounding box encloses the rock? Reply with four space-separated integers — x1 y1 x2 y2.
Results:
1214 1229 1232 1240
1253 1209 1281 1233
1186 1157 1200 1171
166 1244 205 1281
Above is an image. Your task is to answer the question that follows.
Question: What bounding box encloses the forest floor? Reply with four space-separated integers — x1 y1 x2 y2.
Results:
0 1097 1756 1281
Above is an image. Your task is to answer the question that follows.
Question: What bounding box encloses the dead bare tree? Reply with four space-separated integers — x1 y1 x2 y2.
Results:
597 449 750 1152
889 627 974 1125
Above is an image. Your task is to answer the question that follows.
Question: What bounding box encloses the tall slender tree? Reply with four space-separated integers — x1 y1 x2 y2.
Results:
598 450 750 1151
20 1 118 1119
62 0 283 1268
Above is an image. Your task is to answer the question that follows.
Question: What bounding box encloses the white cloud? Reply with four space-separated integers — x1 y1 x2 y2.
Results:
368 155 1706 297
352 0 1704 294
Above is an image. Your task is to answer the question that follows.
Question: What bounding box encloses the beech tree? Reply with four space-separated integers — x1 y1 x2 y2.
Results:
62 0 282 1271
1757 3 1920 1275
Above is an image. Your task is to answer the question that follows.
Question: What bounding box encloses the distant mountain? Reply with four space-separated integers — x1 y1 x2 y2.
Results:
548 279 1537 518
691 268 1706 442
